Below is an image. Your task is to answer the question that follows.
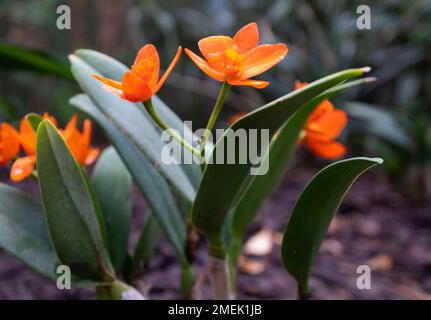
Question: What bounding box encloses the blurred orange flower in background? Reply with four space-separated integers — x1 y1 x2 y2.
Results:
62 115 99 166
0 123 20 167
93 44 182 102
185 22 288 88
9 113 99 182
296 81 347 160
11 113 55 181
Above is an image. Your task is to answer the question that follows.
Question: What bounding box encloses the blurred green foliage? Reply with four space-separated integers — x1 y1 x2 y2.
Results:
0 0 430 195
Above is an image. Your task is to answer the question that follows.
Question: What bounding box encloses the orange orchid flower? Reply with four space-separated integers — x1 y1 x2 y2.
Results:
93 45 182 102
0 123 20 167
10 114 99 182
185 22 288 88
296 81 347 160
10 113 56 181
62 115 100 166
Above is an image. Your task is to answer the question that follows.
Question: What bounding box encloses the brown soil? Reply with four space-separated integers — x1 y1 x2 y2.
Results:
1 166 430 300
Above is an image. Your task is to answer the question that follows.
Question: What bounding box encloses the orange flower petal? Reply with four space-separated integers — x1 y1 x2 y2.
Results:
228 78 269 89
185 48 225 81
134 44 158 66
10 156 36 182
233 22 259 53
307 100 335 124
122 71 153 102
82 119 91 148
92 74 122 90
242 44 288 79
132 44 160 89
198 36 234 67
0 123 20 163
308 109 348 141
19 118 36 155
85 148 100 165
306 139 346 160
63 114 78 140
154 46 182 93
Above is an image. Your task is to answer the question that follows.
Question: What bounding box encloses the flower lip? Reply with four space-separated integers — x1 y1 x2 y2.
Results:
185 22 288 88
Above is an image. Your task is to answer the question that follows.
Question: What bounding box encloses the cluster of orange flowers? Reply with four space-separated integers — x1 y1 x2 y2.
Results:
93 22 347 160
0 113 99 182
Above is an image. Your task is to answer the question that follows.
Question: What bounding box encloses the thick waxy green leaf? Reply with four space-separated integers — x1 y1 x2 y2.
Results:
74 48 203 189
70 94 187 262
0 43 73 79
0 183 59 279
192 68 369 255
25 113 44 132
69 53 198 202
37 120 113 280
228 79 373 264
92 147 132 273
281 157 383 294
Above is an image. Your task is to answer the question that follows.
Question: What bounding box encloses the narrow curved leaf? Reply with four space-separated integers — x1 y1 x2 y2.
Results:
229 79 374 260
37 120 113 280
92 146 132 273
0 183 59 279
192 68 369 251
281 157 383 294
70 94 187 262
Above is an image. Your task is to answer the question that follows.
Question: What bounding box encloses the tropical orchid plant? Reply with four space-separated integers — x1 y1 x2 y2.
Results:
0 22 382 300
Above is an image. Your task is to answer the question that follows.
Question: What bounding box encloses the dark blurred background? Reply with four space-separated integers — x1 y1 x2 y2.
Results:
1 0 431 299
1 0 430 198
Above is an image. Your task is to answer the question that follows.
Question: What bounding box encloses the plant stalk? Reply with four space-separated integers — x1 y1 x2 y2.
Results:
208 256 233 300
199 82 231 150
143 99 202 158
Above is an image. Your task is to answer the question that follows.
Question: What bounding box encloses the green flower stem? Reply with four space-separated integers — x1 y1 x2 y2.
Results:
199 82 231 150
143 100 202 158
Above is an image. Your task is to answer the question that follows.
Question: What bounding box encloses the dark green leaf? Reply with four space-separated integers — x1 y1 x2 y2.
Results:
36 120 113 280
0 183 59 279
92 146 132 273
281 157 383 294
70 94 187 262
229 79 374 262
192 68 369 255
